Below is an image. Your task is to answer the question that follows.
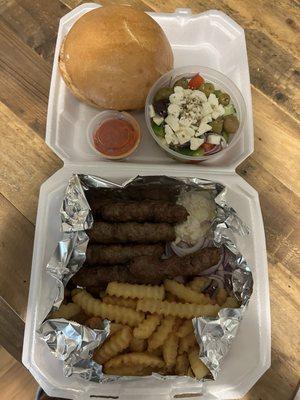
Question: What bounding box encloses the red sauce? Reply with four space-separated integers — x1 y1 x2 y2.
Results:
93 119 140 158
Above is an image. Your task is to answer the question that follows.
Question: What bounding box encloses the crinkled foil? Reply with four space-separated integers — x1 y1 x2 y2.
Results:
40 319 110 381
39 174 253 384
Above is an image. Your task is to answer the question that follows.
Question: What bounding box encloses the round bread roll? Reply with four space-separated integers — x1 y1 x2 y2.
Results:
59 5 174 110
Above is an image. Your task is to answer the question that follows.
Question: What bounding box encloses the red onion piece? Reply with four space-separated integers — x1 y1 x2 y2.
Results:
204 144 222 155
173 276 186 284
209 275 224 289
171 237 205 257
199 263 220 276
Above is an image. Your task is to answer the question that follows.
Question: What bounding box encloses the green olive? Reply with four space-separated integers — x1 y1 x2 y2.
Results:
199 82 215 97
218 92 231 106
173 77 189 89
210 117 224 134
222 132 229 142
223 115 239 134
154 87 173 102
214 89 222 98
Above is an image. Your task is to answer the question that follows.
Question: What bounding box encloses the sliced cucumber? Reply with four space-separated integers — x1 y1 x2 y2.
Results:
151 120 165 138
175 147 204 156
223 104 236 116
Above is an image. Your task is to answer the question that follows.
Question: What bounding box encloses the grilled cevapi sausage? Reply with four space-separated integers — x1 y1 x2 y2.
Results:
89 222 175 244
96 201 188 223
72 247 220 287
85 243 165 265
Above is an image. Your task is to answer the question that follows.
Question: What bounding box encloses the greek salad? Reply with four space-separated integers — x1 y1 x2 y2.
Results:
149 73 239 156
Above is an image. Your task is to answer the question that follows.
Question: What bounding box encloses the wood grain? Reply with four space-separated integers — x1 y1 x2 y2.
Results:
0 102 61 223
0 193 34 319
0 301 25 362
0 0 68 62
0 346 38 399
0 22 51 137
0 1 299 400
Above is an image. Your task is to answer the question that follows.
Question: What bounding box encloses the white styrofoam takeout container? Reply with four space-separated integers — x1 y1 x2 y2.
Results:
22 3 270 400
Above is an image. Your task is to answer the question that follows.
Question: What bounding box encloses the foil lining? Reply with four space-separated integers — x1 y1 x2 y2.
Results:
41 319 110 381
40 174 253 384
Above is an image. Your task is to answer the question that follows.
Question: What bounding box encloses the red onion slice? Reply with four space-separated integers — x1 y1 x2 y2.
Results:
171 237 205 257
204 144 222 155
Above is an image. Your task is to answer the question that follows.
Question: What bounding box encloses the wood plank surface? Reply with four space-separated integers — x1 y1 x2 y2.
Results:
0 1 299 400
0 346 38 399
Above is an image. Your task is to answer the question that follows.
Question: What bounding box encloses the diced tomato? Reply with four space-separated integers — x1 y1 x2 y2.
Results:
188 74 204 89
201 142 216 153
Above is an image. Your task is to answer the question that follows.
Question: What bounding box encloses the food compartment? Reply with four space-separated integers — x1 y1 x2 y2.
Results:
23 164 270 400
46 4 253 169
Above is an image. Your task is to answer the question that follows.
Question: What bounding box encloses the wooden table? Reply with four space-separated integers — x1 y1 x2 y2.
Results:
0 0 299 399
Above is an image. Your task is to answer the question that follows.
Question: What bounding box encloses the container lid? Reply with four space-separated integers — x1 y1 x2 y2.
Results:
46 3 253 171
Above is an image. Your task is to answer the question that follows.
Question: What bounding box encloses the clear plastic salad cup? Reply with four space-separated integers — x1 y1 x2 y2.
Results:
145 66 247 163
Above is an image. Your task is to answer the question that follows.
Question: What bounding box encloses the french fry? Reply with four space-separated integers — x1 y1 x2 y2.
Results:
148 316 175 351
222 296 240 308
50 303 81 320
85 317 103 330
175 353 189 376
164 280 210 305
162 333 179 369
149 346 163 357
110 323 125 335
104 352 164 370
72 289 144 326
129 337 147 352
133 314 161 339
178 332 197 354
103 295 137 309
104 365 153 376
93 326 132 365
137 299 220 319
188 349 209 379
174 318 184 331
165 293 177 302
177 320 193 338
188 277 210 293
106 282 165 300
187 367 195 378
216 288 227 306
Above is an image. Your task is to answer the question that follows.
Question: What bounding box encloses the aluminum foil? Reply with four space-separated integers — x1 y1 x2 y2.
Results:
41 319 110 381
40 174 253 384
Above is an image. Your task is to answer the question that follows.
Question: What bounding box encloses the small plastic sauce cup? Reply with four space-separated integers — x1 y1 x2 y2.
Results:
87 111 141 160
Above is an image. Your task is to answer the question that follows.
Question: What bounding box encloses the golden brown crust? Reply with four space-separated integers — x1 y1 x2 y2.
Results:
58 5 173 110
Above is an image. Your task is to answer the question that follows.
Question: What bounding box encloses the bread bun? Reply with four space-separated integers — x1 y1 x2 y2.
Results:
59 5 173 110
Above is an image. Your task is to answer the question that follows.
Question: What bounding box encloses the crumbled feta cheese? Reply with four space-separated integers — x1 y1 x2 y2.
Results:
174 86 184 94
196 122 212 136
217 104 225 115
149 104 155 118
201 102 213 116
165 115 179 132
169 93 183 104
208 93 218 107
190 137 204 150
190 90 207 102
153 115 164 126
176 130 191 145
165 125 179 145
201 115 212 124
183 126 195 138
179 117 192 127
165 124 173 136
207 134 222 145
212 104 225 119
168 103 181 117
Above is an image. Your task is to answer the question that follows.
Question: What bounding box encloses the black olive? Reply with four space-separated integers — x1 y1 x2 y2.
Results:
153 99 169 117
